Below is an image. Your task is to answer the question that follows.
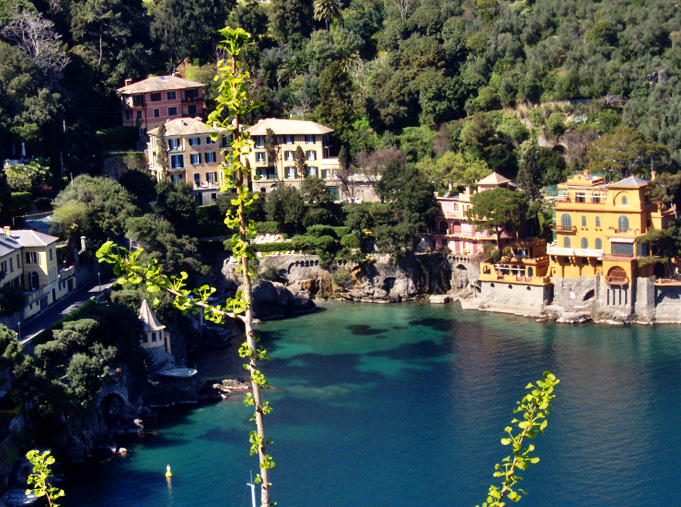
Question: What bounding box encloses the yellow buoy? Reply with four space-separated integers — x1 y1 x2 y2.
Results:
165 464 172 478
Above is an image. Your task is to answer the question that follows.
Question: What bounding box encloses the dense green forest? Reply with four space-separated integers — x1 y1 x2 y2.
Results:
1 0 681 182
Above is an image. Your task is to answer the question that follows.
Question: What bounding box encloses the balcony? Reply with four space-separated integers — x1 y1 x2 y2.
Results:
194 181 219 190
478 271 552 286
553 224 577 233
547 244 603 257
605 275 629 286
182 96 201 103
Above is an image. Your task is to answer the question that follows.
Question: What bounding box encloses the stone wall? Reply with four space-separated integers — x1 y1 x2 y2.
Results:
652 283 681 323
477 281 553 317
550 276 597 312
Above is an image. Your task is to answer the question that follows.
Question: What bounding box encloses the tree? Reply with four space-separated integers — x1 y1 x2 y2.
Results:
376 160 438 231
52 175 139 250
648 172 681 218
355 147 406 185
586 126 668 181
313 0 342 31
337 145 354 199
418 151 491 189
66 353 103 405
466 187 527 248
264 186 305 234
317 61 355 145
155 122 168 179
264 128 278 168
517 143 543 201
269 0 314 45
119 169 157 212
295 145 307 178
1 9 69 88
153 181 197 236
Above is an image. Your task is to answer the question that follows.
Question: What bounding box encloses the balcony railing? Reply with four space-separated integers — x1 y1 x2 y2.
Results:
182 96 201 103
553 224 577 233
547 244 603 257
194 181 219 190
605 275 629 286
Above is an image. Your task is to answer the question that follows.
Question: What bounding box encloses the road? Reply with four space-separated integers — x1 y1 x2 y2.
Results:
19 274 116 345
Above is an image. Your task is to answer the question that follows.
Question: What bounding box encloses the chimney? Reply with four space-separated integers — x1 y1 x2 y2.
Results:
124 78 132 87
3 226 9 236
651 169 657 181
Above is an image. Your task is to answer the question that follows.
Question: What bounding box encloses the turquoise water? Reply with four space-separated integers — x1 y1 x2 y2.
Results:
64 302 681 506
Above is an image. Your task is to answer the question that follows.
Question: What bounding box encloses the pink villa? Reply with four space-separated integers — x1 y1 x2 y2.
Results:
117 75 206 132
433 172 515 256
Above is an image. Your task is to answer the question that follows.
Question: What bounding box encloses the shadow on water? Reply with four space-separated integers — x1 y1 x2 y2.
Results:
408 317 455 332
347 324 390 335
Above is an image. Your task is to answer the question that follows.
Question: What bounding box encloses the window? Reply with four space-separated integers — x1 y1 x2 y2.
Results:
618 216 629 233
171 174 182 184
221 134 231 147
581 216 586 227
206 136 214 144
255 152 266 163
150 92 161 102
190 153 202 165
171 154 184 169
286 135 293 144
306 150 317 161
167 91 176 100
284 150 295 161
596 216 601 228
254 136 264 148
136 111 142 120
321 169 330 179
168 107 178 116
576 192 585 203
29 272 39 290
207 172 217 185
187 105 197 116
581 237 588 249
595 238 603 250
285 167 297 179
561 214 572 229
16 254 20 267
26 252 37 264
125 111 131 120
563 237 571 248
151 332 157 342
132 94 143 106
9 257 12 271
621 196 628 205
185 89 198 99
306 135 315 144
154 109 160 118
49 248 53 261
168 138 181 150
205 152 217 163
308 166 318 177
256 168 269 179
194 174 201 187
188 137 201 146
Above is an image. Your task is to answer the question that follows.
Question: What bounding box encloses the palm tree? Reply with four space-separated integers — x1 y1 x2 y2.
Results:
313 0 342 31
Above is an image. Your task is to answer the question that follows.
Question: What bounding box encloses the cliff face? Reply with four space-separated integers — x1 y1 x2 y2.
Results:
223 252 470 306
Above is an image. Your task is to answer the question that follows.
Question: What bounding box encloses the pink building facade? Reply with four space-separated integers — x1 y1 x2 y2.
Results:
433 172 515 257
117 75 206 132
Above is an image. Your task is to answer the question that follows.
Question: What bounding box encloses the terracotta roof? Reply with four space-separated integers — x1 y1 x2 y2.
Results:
246 118 333 136
138 300 166 332
147 117 226 137
608 175 648 188
117 75 205 94
476 172 511 185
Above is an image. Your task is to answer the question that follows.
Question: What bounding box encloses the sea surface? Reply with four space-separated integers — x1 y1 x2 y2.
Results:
63 301 681 506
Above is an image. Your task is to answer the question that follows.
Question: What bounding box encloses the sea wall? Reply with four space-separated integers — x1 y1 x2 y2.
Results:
476 282 552 317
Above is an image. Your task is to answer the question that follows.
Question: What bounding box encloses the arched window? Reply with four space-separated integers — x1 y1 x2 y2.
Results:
596 216 601 228
564 237 571 248
595 238 603 250
453 203 458 211
581 216 586 227
581 237 588 249
451 221 462 234
618 216 629 232
561 214 572 229
621 196 628 205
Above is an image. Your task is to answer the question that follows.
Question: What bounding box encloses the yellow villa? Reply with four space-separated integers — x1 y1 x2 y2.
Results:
0 227 76 319
146 117 230 205
548 171 674 285
245 118 341 199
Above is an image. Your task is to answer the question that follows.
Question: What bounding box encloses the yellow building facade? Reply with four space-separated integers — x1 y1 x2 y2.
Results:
146 117 230 205
548 171 674 284
0 228 76 319
245 118 341 198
